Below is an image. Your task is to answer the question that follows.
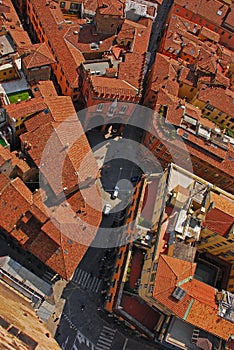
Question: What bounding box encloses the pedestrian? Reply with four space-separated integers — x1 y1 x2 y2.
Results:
80 304 85 311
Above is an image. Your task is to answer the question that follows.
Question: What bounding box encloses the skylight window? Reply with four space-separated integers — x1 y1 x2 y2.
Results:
217 10 222 16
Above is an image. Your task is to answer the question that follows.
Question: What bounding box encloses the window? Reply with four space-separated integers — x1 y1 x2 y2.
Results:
205 104 215 111
96 103 104 112
108 106 115 115
70 3 79 10
148 285 154 293
150 273 156 282
228 35 232 39
60 1 65 8
119 105 128 114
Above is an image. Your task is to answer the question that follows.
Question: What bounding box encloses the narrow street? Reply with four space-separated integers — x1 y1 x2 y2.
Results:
55 131 165 350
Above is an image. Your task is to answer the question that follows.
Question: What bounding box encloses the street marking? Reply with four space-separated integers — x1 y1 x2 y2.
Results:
72 268 102 293
95 279 102 292
96 326 116 350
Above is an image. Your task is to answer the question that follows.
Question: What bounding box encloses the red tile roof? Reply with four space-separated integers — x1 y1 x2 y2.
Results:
0 145 11 167
153 255 234 340
29 0 84 88
153 255 197 319
179 66 197 87
33 80 58 98
97 0 124 16
0 171 101 280
224 2 234 28
117 18 152 92
202 192 234 236
148 53 180 95
173 0 229 26
0 175 32 232
90 76 138 97
193 47 218 74
199 26 220 43
22 43 55 69
1 0 31 47
5 97 47 121
65 23 115 55
197 84 234 117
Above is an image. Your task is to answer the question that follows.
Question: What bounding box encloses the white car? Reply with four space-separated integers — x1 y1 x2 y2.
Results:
111 186 119 199
103 203 111 215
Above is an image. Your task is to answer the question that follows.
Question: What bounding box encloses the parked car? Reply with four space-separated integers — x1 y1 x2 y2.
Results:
111 186 119 199
103 203 111 215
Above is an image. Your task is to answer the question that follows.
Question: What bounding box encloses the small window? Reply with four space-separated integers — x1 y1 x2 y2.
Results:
205 104 215 111
96 103 104 112
148 285 154 293
108 106 115 115
119 105 128 114
70 2 79 10
60 1 65 8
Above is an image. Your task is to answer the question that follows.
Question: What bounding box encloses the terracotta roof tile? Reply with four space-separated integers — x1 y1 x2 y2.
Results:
22 43 55 69
153 255 234 340
0 167 101 281
197 84 234 117
5 97 47 120
179 66 197 86
1 0 31 48
202 192 234 236
30 0 83 88
24 111 53 132
90 76 138 96
33 80 58 98
224 2 234 28
0 145 11 167
83 0 98 13
0 175 32 232
186 299 234 340
11 151 31 174
148 53 180 95
97 0 124 16
153 255 196 319
199 26 220 43
174 0 229 26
